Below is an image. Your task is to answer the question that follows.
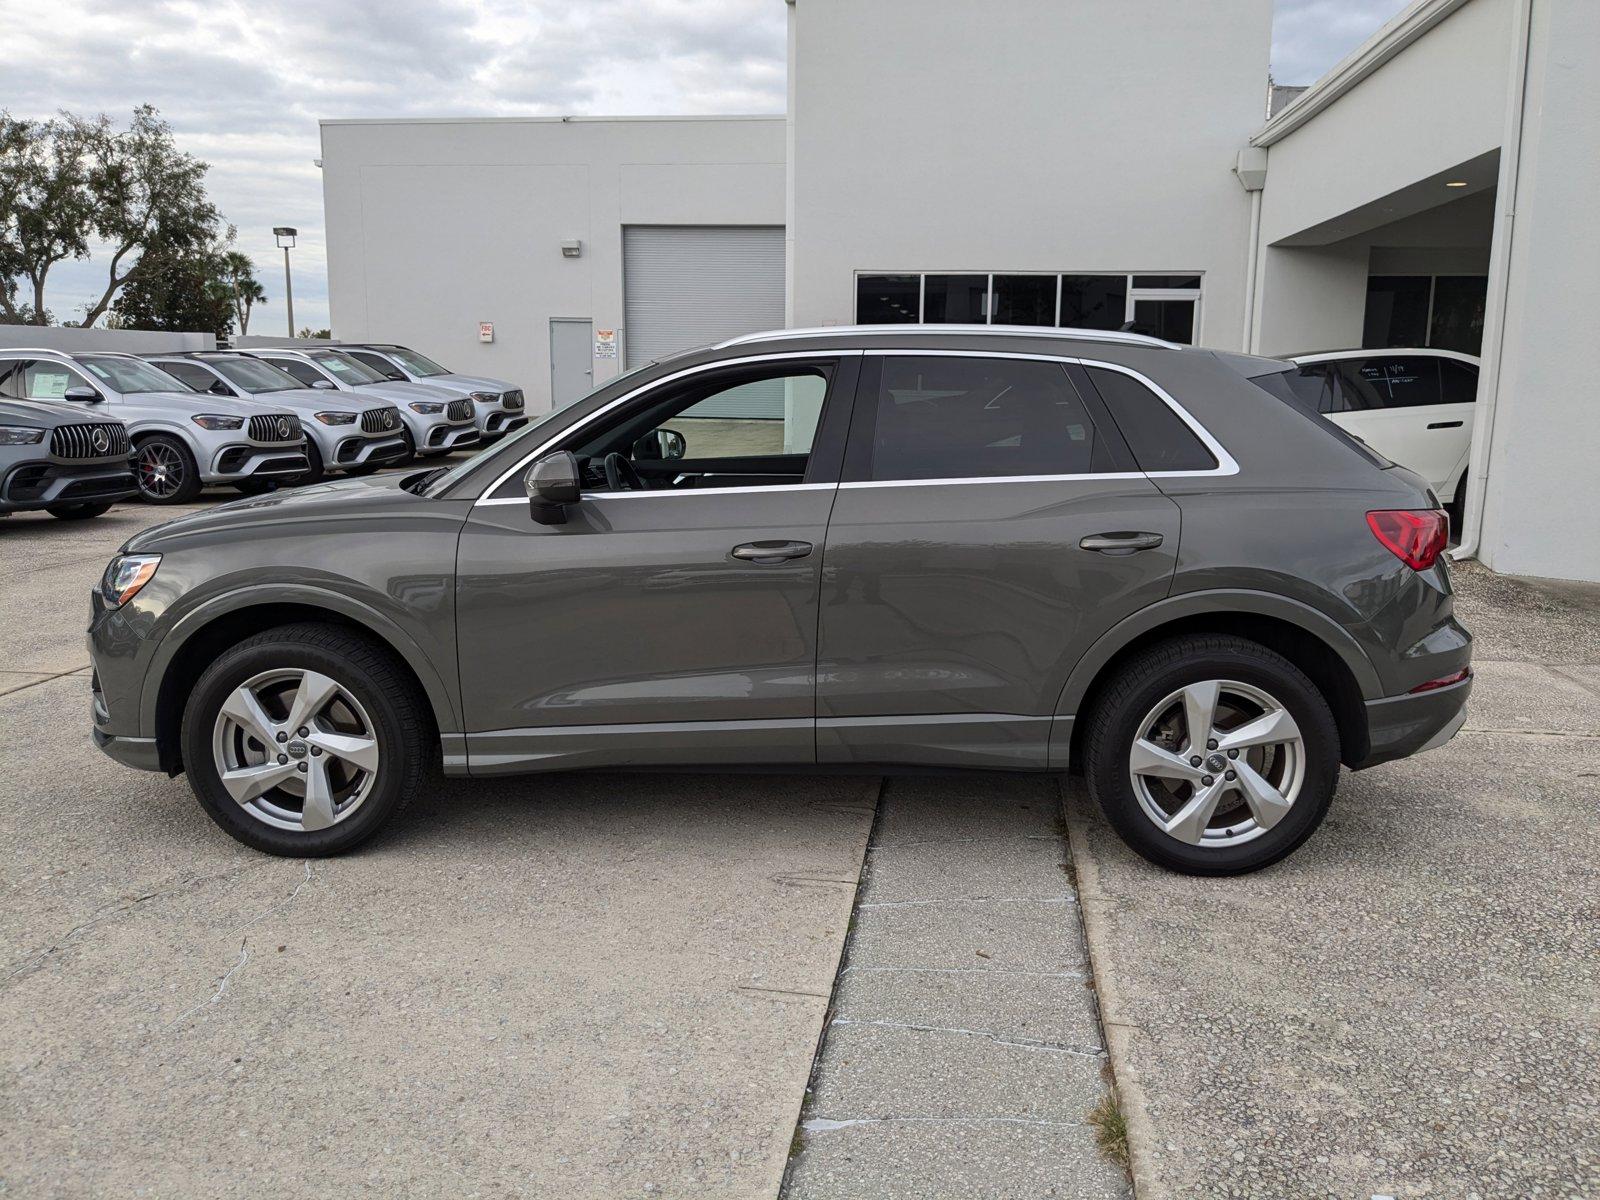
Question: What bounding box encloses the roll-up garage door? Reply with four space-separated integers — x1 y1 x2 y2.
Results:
623 225 786 418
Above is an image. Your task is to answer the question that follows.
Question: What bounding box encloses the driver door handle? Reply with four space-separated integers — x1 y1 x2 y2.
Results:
1080 532 1164 554
731 540 813 564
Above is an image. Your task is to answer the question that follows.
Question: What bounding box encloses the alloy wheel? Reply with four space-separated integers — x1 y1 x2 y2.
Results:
210 668 381 833
1127 679 1305 848
136 442 185 499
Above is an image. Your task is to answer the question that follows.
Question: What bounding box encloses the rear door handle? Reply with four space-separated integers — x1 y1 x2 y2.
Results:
1080 532 1164 554
1427 420 1463 429
731 539 813 564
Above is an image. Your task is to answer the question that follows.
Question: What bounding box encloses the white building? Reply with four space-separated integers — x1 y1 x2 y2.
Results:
320 0 1599 583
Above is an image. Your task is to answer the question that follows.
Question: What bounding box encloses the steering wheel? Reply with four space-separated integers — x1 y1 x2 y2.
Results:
603 451 644 492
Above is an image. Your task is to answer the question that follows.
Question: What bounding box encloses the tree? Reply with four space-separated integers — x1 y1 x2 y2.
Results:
77 106 221 328
297 327 331 340
0 112 96 324
110 241 234 338
220 250 266 335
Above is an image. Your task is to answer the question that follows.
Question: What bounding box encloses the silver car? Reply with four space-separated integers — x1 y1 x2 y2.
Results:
341 343 528 443
0 350 308 504
145 353 411 483
241 348 479 462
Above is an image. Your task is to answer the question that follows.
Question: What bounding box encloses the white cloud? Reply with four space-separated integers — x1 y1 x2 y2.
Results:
8 0 1402 332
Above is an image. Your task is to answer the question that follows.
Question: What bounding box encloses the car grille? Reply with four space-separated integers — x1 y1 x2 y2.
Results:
50 422 130 460
360 407 401 434
503 389 524 411
447 398 473 422
248 413 303 443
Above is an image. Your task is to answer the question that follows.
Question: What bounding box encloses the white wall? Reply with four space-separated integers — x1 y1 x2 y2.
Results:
786 0 1272 348
1475 0 1600 582
320 117 784 413
0 327 216 353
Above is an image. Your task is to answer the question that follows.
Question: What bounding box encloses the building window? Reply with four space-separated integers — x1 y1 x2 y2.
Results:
854 272 1202 342
1363 275 1487 354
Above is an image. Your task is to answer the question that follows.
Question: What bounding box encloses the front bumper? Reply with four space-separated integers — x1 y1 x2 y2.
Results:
1 458 137 510
333 432 410 468
422 422 481 452
92 727 163 772
1352 673 1473 769
204 442 309 482
480 409 529 439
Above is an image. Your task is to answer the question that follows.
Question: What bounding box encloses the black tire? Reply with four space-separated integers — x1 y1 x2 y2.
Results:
294 439 327 485
1083 634 1340 876
180 622 430 856
46 501 113 520
133 434 203 504
1446 472 1466 541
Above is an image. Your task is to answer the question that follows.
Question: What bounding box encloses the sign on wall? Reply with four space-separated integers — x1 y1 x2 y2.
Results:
594 329 617 359
478 321 495 344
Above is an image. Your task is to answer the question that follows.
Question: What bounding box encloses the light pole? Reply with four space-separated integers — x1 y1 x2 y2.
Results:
273 227 297 337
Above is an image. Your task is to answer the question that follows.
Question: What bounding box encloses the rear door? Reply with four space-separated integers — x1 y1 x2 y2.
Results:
814 352 1184 770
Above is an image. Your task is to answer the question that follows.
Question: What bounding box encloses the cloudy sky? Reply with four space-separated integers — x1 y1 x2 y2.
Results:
5 0 1408 333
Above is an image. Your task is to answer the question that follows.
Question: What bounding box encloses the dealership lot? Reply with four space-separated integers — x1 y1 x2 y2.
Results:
2 491 1596 1198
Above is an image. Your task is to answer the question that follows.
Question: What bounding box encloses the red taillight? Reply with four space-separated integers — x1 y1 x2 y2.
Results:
1409 667 1470 693
1367 509 1448 571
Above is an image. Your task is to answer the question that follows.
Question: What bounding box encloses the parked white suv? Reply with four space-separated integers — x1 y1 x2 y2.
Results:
1268 348 1477 527
0 349 308 504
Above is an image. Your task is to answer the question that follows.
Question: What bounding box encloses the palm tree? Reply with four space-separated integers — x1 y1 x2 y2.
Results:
221 250 266 335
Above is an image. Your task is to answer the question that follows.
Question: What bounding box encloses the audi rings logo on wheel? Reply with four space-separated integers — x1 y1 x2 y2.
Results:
91 426 111 454
276 417 291 441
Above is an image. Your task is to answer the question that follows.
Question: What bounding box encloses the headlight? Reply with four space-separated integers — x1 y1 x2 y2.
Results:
191 414 245 430
408 401 445 414
101 553 161 607
0 425 47 445
471 391 498 404
314 411 357 425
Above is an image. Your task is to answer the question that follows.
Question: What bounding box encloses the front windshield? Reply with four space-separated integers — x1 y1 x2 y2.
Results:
210 357 300 393
310 351 388 385
422 360 660 498
79 356 193 394
386 346 449 377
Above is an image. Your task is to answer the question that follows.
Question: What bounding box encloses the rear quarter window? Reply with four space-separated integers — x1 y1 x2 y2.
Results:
1084 367 1217 472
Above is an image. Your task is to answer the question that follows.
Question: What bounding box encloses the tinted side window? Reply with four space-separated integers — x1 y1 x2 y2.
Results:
0 361 27 398
866 357 1117 481
24 362 91 400
1086 367 1217 472
1340 357 1441 409
271 359 325 388
162 362 229 394
349 350 403 379
1438 359 1479 405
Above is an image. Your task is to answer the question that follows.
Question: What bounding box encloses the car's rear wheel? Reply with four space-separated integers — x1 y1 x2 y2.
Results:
180 623 429 855
134 434 202 504
1083 635 1339 875
46 501 113 519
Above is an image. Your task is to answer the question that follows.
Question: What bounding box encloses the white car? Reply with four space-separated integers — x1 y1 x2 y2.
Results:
1280 348 1477 526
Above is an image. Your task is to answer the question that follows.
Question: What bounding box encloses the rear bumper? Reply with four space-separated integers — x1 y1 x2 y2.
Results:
1352 673 1472 769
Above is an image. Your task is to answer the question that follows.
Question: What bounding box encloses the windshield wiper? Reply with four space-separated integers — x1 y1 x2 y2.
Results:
402 466 450 495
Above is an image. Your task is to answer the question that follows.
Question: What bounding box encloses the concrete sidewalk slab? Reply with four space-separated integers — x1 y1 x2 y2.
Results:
0 672 875 1198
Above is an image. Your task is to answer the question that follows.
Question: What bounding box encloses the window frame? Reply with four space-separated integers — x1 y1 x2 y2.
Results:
854 271 1203 342
838 350 1236 488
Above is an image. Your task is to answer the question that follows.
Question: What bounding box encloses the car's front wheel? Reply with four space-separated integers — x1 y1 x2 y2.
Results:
133 434 202 504
181 623 429 855
1083 635 1339 875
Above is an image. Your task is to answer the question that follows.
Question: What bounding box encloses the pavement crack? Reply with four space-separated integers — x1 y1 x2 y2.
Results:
1460 726 1599 738
857 895 1077 909
234 861 314 932
829 1016 1106 1059
803 1115 1089 1132
841 965 1088 979
166 938 250 1030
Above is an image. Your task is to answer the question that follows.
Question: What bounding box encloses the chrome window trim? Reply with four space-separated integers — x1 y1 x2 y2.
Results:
471 345 1236 510
718 323 1176 350
474 350 862 506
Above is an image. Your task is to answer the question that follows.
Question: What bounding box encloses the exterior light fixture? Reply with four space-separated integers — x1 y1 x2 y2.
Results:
560 239 583 258
274 227 299 336
1445 180 1468 187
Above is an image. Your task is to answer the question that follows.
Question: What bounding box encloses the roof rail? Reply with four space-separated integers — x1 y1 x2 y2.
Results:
715 323 1180 350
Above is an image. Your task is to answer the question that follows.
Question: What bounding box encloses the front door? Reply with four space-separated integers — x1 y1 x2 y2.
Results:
549 319 593 410
455 354 857 774
816 352 1182 770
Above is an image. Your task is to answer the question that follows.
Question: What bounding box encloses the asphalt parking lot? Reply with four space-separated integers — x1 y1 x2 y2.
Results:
3 483 1596 1198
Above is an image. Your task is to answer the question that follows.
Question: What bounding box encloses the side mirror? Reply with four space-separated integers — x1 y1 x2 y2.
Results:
524 451 581 525
63 385 102 403
385 371 406 382
311 379 336 390
631 428 686 461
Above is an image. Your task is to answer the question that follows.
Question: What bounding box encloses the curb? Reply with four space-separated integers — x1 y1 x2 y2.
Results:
1059 778 1161 1199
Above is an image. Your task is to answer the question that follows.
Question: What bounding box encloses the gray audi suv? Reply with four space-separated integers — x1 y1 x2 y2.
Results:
87 325 1472 874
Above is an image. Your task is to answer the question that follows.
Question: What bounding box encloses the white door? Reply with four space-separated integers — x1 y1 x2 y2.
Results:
549 319 593 410
1324 354 1476 498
